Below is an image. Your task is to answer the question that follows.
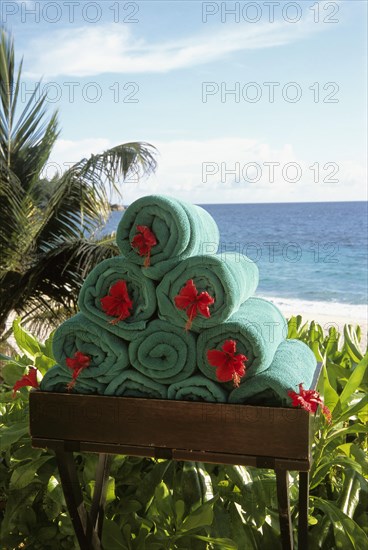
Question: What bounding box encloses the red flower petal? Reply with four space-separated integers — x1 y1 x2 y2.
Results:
174 294 193 309
288 383 331 422
12 367 39 397
174 280 198 307
174 280 214 330
66 351 91 391
131 225 157 267
207 349 227 368
216 364 235 383
207 340 247 387
100 280 133 323
66 351 91 370
222 340 236 355
109 280 129 298
197 292 214 318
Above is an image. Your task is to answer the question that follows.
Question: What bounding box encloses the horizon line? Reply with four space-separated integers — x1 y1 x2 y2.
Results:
115 199 368 207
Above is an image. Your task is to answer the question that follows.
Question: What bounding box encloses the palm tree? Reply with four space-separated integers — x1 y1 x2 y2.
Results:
0 28 157 338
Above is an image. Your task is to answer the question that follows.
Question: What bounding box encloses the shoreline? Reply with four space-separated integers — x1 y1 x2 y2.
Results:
262 295 368 350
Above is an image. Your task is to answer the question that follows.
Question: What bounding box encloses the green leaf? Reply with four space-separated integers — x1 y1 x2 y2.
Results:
10 456 53 489
12 318 41 359
11 442 43 461
311 456 363 489
180 497 217 532
348 444 368 475
1 481 41 533
36 526 59 543
34 352 55 375
339 354 368 406
227 502 259 549
175 499 185 527
322 363 339 412
312 497 368 548
344 325 364 362
0 422 28 448
308 516 318 525
135 459 171 509
194 535 238 549
102 519 128 549
335 394 368 424
41 331 55 359
43 482 65 520
325 424 368 443
338 470 362 518
105 476 116 504
0 390 15 403
1 362 25 386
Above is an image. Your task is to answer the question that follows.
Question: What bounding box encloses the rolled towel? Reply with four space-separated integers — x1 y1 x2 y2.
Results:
229 339 317 406
128 320 197 384
116 195 220 280
78 257 156 340
52 312 129 392
104 370 167 399
40 365 105 394
197 297 287 384
168 375 228 403
156 253 259 331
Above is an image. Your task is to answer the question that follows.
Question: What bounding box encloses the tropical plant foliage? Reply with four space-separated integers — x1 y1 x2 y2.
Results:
0 319 366 549
0 28 157 338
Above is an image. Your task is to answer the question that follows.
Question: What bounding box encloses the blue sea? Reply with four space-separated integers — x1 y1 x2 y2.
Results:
104 201 367 320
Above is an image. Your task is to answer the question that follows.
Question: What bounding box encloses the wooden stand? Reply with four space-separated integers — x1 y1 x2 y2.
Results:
29 364 321 550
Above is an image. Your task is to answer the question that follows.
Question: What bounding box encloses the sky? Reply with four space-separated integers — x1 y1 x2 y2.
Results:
3 0 367 203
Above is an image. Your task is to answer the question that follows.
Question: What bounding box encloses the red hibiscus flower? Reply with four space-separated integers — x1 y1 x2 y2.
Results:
100 280 133 324
66 351 91 391
131 225 157 267
288 383 331 423
12 367 39 397
174 279 215 330
207 340 247 387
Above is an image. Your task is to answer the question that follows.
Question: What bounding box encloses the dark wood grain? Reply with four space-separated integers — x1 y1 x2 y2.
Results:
30 392 311 461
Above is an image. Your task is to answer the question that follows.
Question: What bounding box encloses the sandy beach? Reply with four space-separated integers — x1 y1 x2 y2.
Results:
264 296 368 352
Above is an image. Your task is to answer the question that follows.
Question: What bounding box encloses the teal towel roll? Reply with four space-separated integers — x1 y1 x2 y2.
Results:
197 297 287 383
116 195 220 280
78 257 156 340
156 253 259 332
168 375 228 403
229 339 317 405
128 319 197 383
40 365 106 394
52 313 129 390
104 370 167 398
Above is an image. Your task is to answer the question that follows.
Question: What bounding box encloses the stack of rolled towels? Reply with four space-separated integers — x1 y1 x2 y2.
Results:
41 195 317 406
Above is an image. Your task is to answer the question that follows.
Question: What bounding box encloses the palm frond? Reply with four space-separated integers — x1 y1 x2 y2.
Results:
0 27 59 189
0 234 120 331
0 28 158 338
0 159 28 271
33 142 157 249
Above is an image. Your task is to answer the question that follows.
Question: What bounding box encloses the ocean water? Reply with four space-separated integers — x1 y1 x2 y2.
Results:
104 201 367 317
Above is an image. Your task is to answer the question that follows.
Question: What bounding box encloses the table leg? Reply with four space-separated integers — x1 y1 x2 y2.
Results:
89 454 113 539
275 469 293 550
298 471 309 550
55 449 102 550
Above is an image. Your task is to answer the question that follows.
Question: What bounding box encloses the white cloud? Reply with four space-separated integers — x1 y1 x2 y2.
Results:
24 3 336 78
47 136 365 204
